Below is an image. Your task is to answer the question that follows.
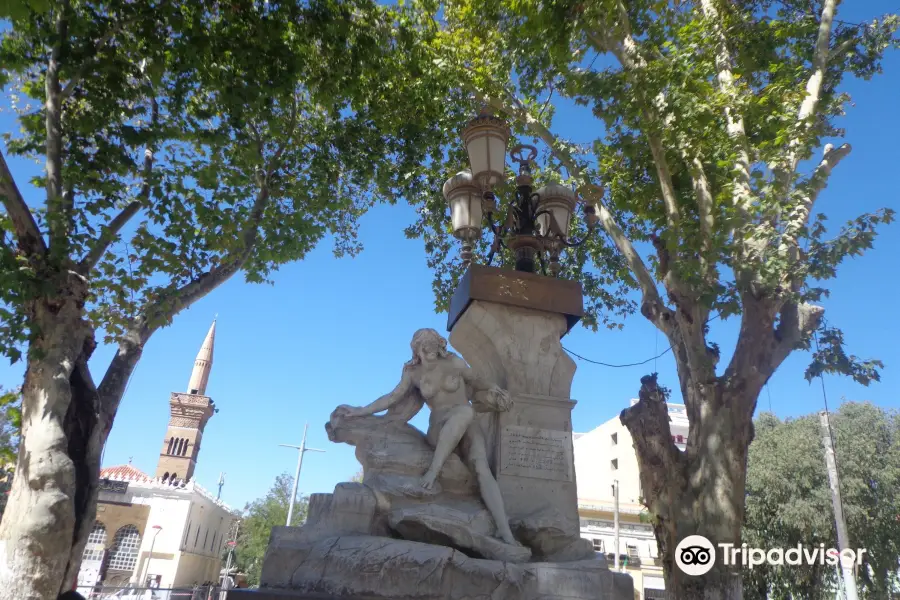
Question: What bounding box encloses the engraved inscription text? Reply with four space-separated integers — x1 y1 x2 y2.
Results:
499 425 573 482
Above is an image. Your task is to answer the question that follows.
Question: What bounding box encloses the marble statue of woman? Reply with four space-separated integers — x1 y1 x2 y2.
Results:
334 328 520 546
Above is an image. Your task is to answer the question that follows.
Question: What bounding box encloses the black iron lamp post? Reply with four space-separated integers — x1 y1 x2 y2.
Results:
442 108 602 275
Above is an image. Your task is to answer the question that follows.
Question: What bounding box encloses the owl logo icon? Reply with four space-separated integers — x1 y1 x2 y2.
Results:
675 535 716 576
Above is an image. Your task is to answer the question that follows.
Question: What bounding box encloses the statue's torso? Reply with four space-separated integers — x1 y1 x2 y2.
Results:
413 359 468 413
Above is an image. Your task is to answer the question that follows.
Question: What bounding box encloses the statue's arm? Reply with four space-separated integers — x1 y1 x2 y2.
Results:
455 356 495 392
454 356 512 412
353 368 414 417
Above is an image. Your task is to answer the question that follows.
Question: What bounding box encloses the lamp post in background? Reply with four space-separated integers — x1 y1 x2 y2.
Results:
279 423 325 527
141 525 162 588
443 107 602 275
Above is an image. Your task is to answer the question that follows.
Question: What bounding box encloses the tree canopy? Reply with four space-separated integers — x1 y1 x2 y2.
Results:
406 0 896 379
743 402 900 599
0 1 467 597
392 1 897 595
0 0 463 358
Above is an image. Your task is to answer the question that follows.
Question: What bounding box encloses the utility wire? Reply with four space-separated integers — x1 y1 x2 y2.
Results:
564 344 672 368
564 313 720 369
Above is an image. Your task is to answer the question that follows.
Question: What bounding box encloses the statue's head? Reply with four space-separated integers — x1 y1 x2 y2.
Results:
407 328 449 366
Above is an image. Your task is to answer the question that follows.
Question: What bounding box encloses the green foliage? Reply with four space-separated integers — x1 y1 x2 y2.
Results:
0 386 21 519
402 0 897 378
0 386 20 465
0 0 464 352
233 473 308 587
744 404 900 599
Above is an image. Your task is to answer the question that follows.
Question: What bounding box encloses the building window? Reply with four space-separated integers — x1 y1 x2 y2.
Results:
611 432 617 445
108 525 141 572
167 438 175 454
591 538 603 552
611 484 616 498
211 531 217 552
190 388 199 394
611 459 618 470
203 528 209 550
81 521 107 563
183 521 192 547
194 525 201 547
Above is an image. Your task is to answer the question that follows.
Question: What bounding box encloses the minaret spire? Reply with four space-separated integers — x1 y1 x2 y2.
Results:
187 318 216 395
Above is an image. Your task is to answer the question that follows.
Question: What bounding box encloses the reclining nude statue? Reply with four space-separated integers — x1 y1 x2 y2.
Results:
334 328 520 547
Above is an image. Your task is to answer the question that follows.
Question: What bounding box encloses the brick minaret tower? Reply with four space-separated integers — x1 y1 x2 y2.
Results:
155 319 217 483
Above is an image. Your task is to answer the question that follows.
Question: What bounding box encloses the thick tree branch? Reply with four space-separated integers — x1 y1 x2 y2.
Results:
785 143 852 241
688 156 714 253
0 149 47 256
141 180 271 332
620 374 687 515
587 22 681 231
268 96 300 175
79 97 160 273
777 0 840 195
699 0 754 221
47 3 69 255
771 302 825 370
97 180 272 422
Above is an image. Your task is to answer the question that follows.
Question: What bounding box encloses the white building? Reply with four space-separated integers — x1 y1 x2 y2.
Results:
574 399 690 600
77 320 240 591
78 465 238 589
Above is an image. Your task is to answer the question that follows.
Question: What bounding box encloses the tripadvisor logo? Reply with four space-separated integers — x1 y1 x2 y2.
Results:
675 535 866 576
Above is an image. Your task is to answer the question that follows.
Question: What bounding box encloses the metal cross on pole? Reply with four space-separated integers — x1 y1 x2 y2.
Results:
279 422 325 527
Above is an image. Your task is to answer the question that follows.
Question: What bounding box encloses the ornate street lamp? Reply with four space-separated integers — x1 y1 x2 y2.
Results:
443 108 601 275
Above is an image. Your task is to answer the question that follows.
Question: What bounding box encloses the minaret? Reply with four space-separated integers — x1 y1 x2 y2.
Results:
187 318 216 395
155 318 218 482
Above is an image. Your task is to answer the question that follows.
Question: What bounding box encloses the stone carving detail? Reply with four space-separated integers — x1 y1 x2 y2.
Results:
500 425 573 482
170 393 210 405
168 417 199 428
326 328 529 562
255 327 633 600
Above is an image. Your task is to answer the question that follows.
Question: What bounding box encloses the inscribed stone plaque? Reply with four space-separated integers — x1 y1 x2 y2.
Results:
499 425 573 482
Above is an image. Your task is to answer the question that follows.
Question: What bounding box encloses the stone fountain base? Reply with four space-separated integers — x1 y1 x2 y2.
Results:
230 530 633 600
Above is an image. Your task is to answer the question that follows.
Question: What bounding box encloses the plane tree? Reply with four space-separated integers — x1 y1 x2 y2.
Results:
405 0 898 597
0 1 460 597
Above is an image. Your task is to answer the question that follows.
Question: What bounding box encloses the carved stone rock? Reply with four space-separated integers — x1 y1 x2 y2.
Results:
323 413 530 562
257 531 634 600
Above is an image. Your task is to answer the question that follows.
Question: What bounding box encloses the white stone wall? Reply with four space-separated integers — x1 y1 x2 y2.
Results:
131 493 192 586
101 478 238 588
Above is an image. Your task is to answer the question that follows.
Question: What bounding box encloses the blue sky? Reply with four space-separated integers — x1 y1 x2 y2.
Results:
2 4 899 513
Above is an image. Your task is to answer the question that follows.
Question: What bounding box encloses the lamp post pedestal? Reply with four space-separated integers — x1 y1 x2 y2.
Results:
447 265 591 561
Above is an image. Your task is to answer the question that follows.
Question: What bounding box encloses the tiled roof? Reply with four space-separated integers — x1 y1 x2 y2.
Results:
100 464 154 483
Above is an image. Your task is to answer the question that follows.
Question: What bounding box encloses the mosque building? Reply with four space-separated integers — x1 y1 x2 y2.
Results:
77 319 240 590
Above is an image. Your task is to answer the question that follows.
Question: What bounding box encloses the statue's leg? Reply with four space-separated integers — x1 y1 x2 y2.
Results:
464 423 518 546
421 404 474 489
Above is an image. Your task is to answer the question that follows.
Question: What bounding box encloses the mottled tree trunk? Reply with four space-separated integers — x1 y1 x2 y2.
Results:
0 279 93 600
0 265 152 600
622 374 755 600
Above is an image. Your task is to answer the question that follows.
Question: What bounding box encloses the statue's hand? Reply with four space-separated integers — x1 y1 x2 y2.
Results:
491 386 512 412
334 405 365 419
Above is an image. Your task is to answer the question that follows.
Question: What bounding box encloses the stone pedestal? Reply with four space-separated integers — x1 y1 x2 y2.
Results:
448 265 586 560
